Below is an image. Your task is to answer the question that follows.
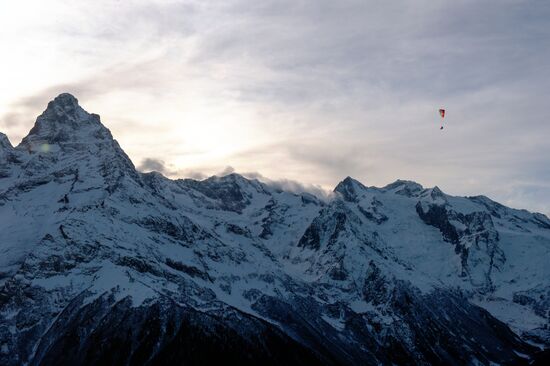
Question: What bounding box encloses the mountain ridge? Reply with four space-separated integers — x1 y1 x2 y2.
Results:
0 94 548 365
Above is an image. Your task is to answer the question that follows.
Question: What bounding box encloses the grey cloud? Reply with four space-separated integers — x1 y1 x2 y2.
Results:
181 170 208 180
187 0 550 107
138 158 169 174
241 170 333 200
216 166 236 176
136 158 208 180
56 1 198 44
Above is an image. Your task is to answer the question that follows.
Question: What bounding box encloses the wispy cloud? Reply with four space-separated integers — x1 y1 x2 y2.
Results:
241 170 333 200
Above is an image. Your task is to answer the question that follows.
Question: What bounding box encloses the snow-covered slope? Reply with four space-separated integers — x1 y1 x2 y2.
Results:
0 94 548 365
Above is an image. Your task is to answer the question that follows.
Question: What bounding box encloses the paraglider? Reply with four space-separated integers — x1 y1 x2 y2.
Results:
439 108 445 130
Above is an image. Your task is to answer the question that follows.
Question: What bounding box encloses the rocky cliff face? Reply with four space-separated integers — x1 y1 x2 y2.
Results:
0 94 548 365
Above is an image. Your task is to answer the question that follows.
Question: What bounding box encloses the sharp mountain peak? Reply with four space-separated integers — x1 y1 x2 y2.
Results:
18 93 114 151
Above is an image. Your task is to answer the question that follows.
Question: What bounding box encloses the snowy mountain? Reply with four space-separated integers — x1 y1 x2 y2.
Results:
0 94 548 365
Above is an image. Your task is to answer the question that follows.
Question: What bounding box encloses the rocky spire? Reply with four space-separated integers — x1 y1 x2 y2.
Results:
19 93 112 149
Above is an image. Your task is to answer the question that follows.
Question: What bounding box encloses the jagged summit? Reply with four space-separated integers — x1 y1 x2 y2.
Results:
429 185 445 199
383 179 423 191
37 93 90 125
18 93 113 152
3 94 140 191
333 176 368 202
382 179 424 197
49 92 79 108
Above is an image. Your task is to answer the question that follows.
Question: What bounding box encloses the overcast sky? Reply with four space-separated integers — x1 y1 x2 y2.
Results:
1 0 549 214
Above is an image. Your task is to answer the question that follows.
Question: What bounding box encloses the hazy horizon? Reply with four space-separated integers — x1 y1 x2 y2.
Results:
1 0 549 215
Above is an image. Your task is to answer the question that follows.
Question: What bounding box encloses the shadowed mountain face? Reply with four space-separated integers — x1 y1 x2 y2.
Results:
0 94 549 365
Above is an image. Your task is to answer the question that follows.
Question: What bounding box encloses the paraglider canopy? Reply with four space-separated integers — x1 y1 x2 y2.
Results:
439 108 445 130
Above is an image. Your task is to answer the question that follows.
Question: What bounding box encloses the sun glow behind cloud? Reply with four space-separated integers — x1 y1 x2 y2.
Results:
1 0 549 215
